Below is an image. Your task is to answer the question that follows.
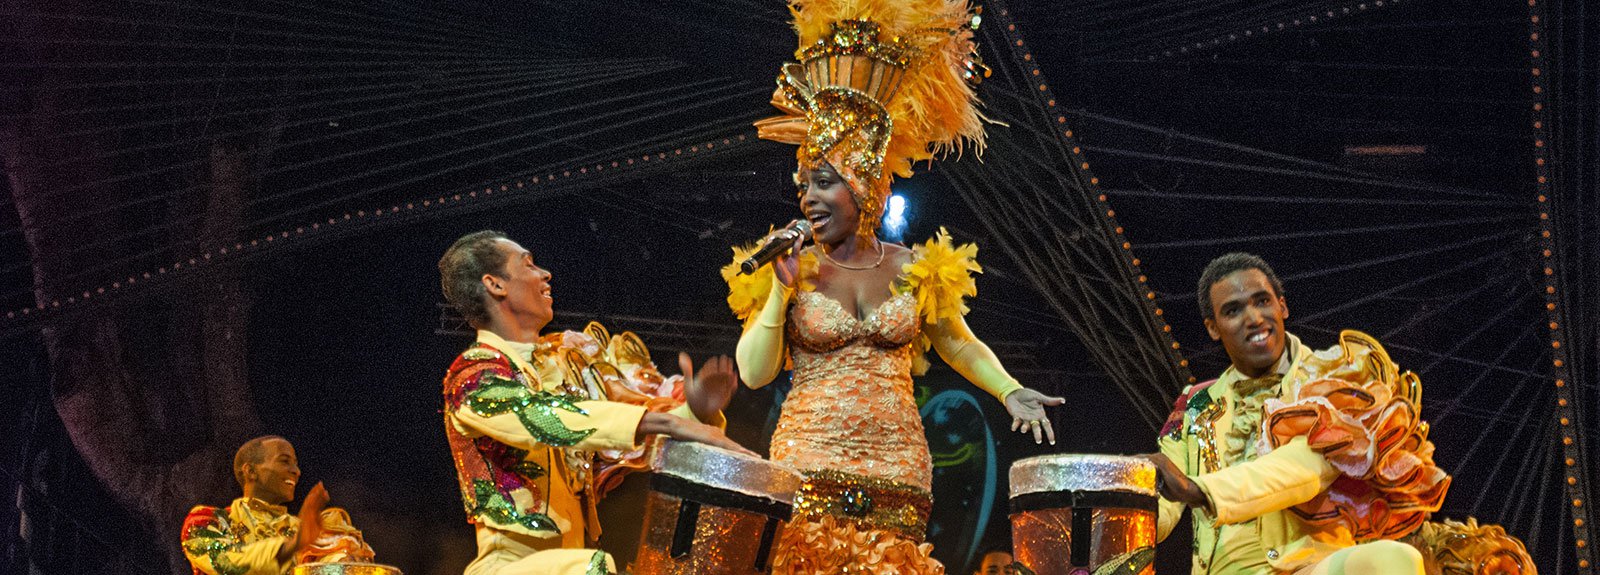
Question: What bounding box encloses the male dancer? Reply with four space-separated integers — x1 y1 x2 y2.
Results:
1148 253 1444 574
180 435 374 574
439 230 750 575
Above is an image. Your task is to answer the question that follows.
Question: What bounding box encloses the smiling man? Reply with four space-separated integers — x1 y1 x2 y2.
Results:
1144 253 1429 575
437 230 751 575
180 436 375 575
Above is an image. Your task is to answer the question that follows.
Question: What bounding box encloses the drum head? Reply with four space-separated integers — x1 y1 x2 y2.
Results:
291 563 404 575
653 439 802 504
1009 454 1156 498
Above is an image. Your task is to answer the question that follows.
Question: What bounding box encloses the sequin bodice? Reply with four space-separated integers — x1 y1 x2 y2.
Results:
774 290 932 489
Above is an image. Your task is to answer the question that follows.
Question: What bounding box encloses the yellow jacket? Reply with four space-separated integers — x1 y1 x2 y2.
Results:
444 329 715 549
180 497 374 575
1155 334 1355 574
444 330 648 547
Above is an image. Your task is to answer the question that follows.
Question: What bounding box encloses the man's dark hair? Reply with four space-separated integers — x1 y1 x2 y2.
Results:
1197 252 1285 320
439 230 512 328
233 435 287 488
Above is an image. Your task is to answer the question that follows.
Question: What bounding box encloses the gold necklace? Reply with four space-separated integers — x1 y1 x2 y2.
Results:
823 239 885 270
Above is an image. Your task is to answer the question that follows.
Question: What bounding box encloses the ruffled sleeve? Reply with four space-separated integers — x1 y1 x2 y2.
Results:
297 507 377 564
897 227 982 374
1261 330 1450 540
558 324 707 497
1402 517 1536 575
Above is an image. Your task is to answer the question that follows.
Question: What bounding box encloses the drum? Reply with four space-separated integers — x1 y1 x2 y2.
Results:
290 563 403 575
633 439 802 575
1009 454 1158 575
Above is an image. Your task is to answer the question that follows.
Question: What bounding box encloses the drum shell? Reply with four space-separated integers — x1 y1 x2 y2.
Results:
1009 455 1157 575
631 440 799 575
633 485 789 575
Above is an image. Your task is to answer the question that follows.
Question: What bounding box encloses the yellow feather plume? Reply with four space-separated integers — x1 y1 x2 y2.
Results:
721 242 817 327
897 226 982 324
896 227 982 374
786 0 988 177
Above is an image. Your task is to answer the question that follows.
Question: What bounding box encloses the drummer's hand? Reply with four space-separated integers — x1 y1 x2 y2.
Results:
770 231 804 288
1142 453 1210 510
670 418 758 457
638 412 758 457
1005 388 1066 445
281 482 329 562
680 352 737 422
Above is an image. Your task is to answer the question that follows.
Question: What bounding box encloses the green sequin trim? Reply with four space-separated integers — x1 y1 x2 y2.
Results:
585 550 612 575
462 347 502 361
1186 387 1215 412
471 479 560 532
181 521 250 575
503 447 547 480
465 373 596 447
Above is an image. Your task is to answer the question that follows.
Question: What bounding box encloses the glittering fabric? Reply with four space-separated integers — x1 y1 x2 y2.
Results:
472 478 560 532
1011 507 1155 575
654 440 802 503
180 504 260 575
635 492 786 575
793 469 932 540
769 289 944 574
1191 395 1227 474
465 373 598 448
1008 454 1157 498
1401 517 1536 575
584 551 612 575
780 291 926 488
772 513 942 575
445 325 688 544
445 354 570 536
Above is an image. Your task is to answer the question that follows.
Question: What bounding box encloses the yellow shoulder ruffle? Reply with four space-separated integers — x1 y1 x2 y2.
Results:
897 227 981 375
720 242 816 327
897 227 981 324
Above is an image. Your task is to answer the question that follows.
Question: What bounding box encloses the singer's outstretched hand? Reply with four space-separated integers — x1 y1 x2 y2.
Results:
1005 388 1066 445
770 230 804 287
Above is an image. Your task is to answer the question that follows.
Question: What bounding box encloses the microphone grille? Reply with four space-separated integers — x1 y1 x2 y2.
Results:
793 219 813 239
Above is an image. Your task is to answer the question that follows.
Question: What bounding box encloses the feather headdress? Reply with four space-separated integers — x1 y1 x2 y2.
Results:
755 0 989 238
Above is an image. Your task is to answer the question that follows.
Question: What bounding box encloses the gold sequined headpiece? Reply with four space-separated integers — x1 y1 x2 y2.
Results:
756 0 990 239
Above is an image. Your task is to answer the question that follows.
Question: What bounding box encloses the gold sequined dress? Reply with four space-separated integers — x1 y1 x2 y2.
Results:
725 230 1023 575
773 289 942 573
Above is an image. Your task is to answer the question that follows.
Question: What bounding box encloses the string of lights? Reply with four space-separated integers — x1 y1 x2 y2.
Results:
1133 0 1407 61
0 133 756 337
949 0 1199 430
1528 0 1594 568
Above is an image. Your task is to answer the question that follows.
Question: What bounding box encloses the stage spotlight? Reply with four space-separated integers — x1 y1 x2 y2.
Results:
883 193 909 242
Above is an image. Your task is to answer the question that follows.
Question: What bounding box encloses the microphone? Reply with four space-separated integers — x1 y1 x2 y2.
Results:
739 219 813 275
